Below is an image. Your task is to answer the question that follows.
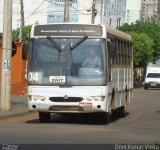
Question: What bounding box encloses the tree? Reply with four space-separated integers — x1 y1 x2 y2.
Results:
12 25 31 42
128 32 153 68
118 21 160 64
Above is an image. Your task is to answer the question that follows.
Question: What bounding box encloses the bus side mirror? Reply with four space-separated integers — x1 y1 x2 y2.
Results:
22 36 30 60
12 41 17 57
22 44 29 60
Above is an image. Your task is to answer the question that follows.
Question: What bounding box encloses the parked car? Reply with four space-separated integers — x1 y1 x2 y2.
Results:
144 67 160 89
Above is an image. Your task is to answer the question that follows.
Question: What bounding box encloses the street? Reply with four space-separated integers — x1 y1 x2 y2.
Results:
0 88 160 144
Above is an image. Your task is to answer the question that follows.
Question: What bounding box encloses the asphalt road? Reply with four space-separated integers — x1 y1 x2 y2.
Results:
0 88 160 145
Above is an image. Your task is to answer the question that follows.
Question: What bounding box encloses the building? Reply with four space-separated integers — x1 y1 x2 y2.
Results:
47 0 79 23
47 0 94 24
158 0 160 23
126 0 141 24
141 0 158 23
0 0 101 32
103 0 126 28
2 0 159 33
103 0 142 28
0 0 132 32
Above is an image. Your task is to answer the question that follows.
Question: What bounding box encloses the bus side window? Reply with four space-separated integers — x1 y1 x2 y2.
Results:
108 37 117 59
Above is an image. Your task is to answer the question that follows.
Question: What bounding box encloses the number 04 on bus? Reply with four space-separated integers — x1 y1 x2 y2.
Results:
25 23 133 123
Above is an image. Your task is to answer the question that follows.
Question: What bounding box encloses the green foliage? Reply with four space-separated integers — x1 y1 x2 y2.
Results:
12 25 31 42
118 21 160 67
128 32 153 68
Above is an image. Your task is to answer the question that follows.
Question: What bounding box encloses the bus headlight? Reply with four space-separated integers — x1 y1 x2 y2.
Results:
32 96 46 101
33 96 38 101
39 96 46 101
28 95 32 101
86 96 105 101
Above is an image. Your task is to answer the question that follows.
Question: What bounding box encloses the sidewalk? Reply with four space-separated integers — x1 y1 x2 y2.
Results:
0 95 28 119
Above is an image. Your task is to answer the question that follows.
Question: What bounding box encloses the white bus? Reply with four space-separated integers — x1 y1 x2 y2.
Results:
26 23 133 123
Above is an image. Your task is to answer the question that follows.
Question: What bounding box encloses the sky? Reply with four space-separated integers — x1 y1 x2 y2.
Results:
0 0 94 32
0 0 47 32
0 0 142 33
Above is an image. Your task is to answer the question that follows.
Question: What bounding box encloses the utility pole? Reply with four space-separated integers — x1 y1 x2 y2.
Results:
158 0 160 24
19 19 22 41
19 0 24 41
20 0 24 27
127 10 130 24
0 0 12 111
64 0 70 22
146 4 149 21
91 0 96 24
117 18 121 27
100 0 104 24
109 18 112 26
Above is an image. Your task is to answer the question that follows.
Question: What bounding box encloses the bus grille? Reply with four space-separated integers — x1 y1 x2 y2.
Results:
49 97 83 102
49 106 84 111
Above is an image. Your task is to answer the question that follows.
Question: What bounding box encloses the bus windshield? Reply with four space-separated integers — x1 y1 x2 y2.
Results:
28 38 106 86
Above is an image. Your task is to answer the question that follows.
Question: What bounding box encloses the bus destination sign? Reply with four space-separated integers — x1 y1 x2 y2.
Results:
33 24 103 37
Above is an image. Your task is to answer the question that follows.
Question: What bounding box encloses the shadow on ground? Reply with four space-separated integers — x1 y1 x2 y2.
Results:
25 112 130 125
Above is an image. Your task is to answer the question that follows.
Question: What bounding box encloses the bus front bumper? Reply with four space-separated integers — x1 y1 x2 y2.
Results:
28 100 107 113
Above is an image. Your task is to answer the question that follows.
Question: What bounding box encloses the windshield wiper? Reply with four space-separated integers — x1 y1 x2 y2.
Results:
47 36 62 61
70 36 88 50
47 36 61 51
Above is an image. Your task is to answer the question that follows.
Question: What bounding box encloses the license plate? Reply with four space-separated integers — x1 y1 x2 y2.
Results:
151 83 156 86
79 102 92 107
49 76 66 83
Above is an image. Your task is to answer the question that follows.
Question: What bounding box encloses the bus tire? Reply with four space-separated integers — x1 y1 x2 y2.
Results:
118 106 126 118
99 112 110 124
39 112 51 123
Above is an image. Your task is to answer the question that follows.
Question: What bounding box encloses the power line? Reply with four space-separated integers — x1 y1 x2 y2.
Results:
36 1 60 13
37 1 90 14
24 0 46 22
95 7 110 25
71 5 91 15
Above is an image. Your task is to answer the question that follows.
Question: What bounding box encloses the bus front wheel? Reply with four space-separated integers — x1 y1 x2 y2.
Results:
98 112 111 124
39 112 51 123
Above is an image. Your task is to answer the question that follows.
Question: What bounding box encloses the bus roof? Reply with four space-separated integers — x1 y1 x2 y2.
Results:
106 26 132 41
30 23 131 41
